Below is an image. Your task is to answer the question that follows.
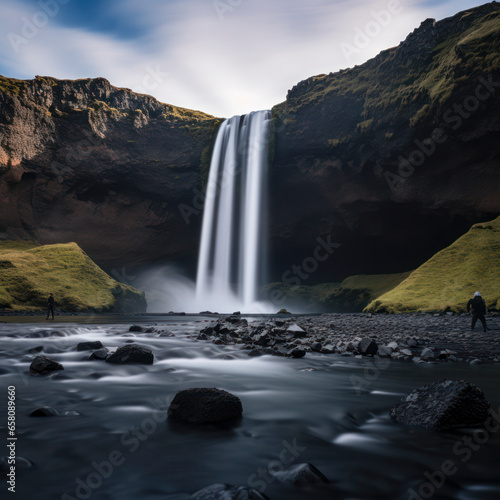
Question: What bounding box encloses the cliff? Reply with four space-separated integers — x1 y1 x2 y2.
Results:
0 76 221 270
270 2 500 282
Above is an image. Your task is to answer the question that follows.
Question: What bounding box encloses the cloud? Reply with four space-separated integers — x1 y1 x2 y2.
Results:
0 0 491 117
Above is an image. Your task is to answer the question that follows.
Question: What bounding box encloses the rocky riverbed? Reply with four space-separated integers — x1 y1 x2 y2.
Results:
191 312 500 365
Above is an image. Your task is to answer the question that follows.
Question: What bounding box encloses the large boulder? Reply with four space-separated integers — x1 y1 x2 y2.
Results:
77 341 103 351
390 379 491 430
106 344 154 365
29 355 64 374
168 388 242 424
190 483 269 499
358 338 378 356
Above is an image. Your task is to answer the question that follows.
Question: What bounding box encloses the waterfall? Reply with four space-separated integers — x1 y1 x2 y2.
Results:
196 110 272 312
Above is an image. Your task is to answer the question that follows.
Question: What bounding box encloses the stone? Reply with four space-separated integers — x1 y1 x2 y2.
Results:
270 463 329 485
30 355 64 374
420 348 435 360
77 341 103 351
128 325 143 332
387 341 399 350
190 483 269 499
378 346 393 357
390 379 491 430
287 347 306 359
358 338 378 356
30 407 59 417
89 348 109 360
106 344 154 365
400 349 413 357
168 388 242 424
287 324 307 338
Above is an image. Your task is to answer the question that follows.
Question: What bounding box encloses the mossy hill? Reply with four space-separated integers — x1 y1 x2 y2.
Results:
365 216 500 313
0 241 146 313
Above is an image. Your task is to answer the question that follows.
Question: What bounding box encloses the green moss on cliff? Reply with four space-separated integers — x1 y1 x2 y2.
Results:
365 216 500 313
0 241 146 312
0 76 25 95
274 5 500 143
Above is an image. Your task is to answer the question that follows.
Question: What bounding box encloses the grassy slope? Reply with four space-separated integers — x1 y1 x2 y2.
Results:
263 272 411 312
0 241 145 312
365 216 500 313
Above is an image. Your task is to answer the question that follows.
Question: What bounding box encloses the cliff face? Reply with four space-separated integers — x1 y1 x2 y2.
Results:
270 2 500 282
0 76 221 270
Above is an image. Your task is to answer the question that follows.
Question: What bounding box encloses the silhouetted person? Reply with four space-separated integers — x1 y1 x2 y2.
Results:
46 293 55 320
467 291 487 332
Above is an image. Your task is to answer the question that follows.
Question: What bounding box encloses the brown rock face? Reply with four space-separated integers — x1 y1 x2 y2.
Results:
0 76 221 271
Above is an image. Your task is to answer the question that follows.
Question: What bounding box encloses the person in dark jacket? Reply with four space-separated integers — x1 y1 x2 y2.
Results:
467 291 487 332
46 293 55 320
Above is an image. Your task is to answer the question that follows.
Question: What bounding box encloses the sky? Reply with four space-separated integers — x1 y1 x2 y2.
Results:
0 0 491 117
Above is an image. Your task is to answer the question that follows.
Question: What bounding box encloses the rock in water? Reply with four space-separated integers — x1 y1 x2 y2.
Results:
30 355 64 374
287 347 306 359
390 379 491 430
190 483 269 499
168 388 242 424
89 348 109 361
106 345 154 364
77 341 103 351
270 463 329 485
358 338 378 356
30 407 60 417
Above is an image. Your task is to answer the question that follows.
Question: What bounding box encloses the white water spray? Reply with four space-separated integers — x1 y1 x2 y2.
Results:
195 110 272 312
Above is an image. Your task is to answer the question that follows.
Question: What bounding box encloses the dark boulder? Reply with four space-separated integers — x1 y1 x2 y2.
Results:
77 341 103 351
30 407 59 417
30 355 64 374
358 338 378 356
390 379 491 430
270 463 329 485
168 388 242 424
129 325 143 332
287 347 306 359
106 344 154 365
190 483 269 499
89 347 110 360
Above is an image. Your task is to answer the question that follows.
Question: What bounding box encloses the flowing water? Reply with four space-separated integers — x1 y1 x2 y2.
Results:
1 318 500 500
196 111 272 313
